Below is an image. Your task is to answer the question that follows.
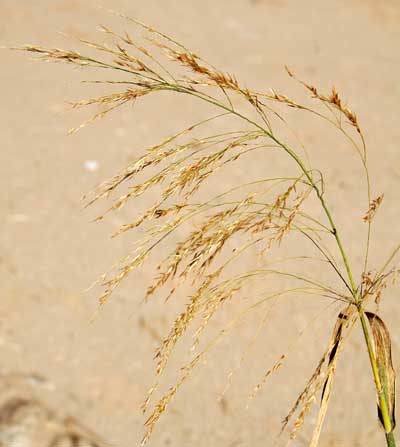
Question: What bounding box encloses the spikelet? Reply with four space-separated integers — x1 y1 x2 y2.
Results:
282 307 356 442
142 354 202 446
248 354 286 402
18 17 393 447
285 67 362 134
363 194 384 223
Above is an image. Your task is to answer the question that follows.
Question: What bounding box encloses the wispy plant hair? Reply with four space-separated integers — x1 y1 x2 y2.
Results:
17 12 399 447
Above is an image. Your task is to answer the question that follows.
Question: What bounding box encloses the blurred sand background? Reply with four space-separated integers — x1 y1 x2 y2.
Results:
1 1 400 446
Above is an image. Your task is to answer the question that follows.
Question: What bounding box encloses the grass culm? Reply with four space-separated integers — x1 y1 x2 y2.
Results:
17 12 398 447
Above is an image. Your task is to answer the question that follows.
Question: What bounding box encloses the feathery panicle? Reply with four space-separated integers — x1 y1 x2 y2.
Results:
17 15 399 447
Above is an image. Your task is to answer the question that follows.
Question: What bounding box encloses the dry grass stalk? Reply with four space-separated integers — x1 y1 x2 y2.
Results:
17 15 399 447
282 307 356 439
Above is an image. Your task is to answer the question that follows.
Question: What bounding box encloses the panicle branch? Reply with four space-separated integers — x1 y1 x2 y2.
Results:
16 16 398 447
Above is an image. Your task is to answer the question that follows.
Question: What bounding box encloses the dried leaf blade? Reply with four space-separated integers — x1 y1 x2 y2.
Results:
366 312 396 432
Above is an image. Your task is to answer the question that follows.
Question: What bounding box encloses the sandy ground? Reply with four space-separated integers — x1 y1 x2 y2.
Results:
1 1 400 446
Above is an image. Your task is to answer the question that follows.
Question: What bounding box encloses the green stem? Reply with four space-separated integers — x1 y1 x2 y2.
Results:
387 432 396 447
175 85 396 445
359 311 394 436
178 86 357 293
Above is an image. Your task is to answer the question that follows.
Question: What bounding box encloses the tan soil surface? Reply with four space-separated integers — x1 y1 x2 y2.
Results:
1 1 400 446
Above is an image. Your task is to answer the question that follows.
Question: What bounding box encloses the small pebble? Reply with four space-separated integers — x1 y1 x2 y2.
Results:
84 160 99 172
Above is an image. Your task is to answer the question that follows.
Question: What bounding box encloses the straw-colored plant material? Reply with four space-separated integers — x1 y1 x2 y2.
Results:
17 13 400 447
363 195 384 223
366 312 396 432
309 307 357 447
282 307 357 442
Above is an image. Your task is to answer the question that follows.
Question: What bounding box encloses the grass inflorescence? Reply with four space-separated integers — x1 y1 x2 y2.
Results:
17 12 398 447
